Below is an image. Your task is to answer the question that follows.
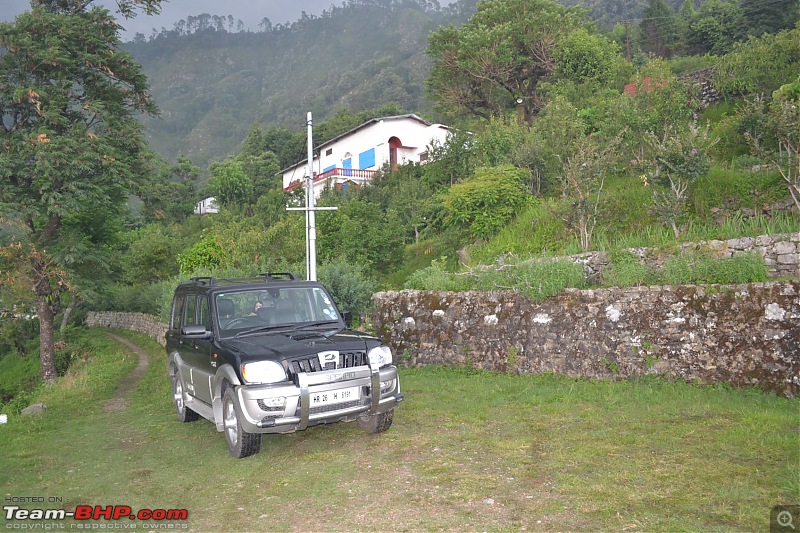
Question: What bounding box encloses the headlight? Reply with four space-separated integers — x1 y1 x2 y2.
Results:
241 361 286 384
367 345 393 368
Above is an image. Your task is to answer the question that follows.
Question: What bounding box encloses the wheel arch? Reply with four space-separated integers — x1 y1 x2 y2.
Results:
212 364 241 431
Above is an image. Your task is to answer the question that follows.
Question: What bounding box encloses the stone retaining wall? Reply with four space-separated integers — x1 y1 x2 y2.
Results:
372 281 800 397
523 232 800 283
86 312 168 347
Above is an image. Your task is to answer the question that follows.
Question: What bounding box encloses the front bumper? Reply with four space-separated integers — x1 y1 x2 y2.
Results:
234 364 403 434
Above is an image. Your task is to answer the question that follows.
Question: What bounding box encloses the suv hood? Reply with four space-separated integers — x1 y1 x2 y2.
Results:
221 330 378 364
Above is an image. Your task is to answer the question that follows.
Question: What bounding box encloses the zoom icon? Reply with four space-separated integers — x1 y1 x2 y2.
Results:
772 505 800 532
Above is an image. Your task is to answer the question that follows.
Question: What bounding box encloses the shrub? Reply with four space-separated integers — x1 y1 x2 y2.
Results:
0 316 39 357
442 165 531 240
177 235 227 274
0 351 39 406
317 259 378 317
97 281 174 316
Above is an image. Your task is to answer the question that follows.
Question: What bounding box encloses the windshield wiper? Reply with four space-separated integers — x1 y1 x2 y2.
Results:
292 320 341 332
234 324 294 338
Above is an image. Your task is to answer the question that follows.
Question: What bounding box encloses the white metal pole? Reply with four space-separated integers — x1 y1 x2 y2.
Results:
304 149 310 279
306 112 317 281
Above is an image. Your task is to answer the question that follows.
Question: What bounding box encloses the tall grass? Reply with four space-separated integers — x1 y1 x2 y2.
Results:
609 212 799 249
662 252 769 285
467 199 568 264
405 255 587 300
692 165 787 217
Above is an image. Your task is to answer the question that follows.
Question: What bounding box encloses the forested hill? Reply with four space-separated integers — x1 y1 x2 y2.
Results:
123 0 691 168
124 1 451 168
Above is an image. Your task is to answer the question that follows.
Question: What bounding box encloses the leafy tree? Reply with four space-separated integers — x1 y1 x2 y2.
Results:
317 197 404 273
0 0 162 383
472 117 528 168
207 158 253 209
120 224 180 284
35 0 163 17
236 125 282 197
639 0 679 58
359 163 440 245
426 0 588 124
558 131 623 251
638 120 715 238
421 129 477 190
554 28 624 86
261 126 308 170
686 0 744 55
714 27 800 97
525 95 587 190
740 0 800 38
254 189 291 228
137 155 201 224
744 77 800 212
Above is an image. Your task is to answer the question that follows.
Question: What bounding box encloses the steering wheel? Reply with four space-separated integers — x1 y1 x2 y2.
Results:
225 317 252 329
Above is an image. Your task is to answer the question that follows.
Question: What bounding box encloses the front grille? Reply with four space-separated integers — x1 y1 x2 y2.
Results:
309 399 368 415
287 350 367 378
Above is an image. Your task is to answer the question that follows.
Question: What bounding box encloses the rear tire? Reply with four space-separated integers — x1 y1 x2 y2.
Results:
358 409 394 434
172 371 199 423
222 386 262 458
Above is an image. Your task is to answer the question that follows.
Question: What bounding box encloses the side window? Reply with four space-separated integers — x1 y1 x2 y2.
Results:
171 295 185 330
185 294 198 326
198 296 211 330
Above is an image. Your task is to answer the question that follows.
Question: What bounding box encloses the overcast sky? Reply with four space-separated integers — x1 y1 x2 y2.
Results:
1 0 342 39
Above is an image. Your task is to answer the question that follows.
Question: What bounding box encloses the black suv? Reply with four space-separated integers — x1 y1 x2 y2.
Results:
165 274 403 458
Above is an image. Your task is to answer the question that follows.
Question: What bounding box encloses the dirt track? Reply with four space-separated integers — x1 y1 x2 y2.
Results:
102 333 150 412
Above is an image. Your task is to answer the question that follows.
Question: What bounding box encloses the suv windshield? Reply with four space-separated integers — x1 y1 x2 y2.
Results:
215 286 340 334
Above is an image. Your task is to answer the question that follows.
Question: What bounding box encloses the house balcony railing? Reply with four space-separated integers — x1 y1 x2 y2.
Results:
284 168 377 192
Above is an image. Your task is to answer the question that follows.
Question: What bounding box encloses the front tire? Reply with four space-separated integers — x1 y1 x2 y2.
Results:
358 409 394 434
222 386 262 458
172 371 199 423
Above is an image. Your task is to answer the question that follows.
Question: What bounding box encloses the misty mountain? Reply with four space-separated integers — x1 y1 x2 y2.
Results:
125 0 660 168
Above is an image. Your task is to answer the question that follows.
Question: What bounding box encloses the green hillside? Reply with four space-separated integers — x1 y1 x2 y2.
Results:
125 0 717 168
125 3 449 167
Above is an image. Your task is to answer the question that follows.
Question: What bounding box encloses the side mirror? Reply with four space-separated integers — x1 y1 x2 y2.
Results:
343 312 353 328
181 324 211 339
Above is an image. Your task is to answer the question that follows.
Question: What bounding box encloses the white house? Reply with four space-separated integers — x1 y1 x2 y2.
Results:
281 114 449 198
194 196 219 215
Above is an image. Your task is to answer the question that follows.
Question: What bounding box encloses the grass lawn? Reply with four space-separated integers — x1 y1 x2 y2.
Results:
1 328 797 531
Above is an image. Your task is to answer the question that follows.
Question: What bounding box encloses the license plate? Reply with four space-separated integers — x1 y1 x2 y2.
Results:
310 386 360 407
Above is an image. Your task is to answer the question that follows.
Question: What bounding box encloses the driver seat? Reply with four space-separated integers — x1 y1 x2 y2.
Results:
275 299 299 323
217 298 235 318
256 306 274 325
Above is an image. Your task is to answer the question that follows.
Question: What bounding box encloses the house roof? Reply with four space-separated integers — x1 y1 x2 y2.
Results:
279 114 443 174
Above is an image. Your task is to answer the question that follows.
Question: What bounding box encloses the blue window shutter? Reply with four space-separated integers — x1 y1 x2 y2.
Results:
358 148 375 169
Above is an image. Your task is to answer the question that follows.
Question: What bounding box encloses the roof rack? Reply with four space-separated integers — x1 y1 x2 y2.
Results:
259 272 297 281
190 276 216 286
183 273 298 288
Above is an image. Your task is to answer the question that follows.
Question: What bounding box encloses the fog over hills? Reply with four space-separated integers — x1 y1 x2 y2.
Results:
1 0 343 38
